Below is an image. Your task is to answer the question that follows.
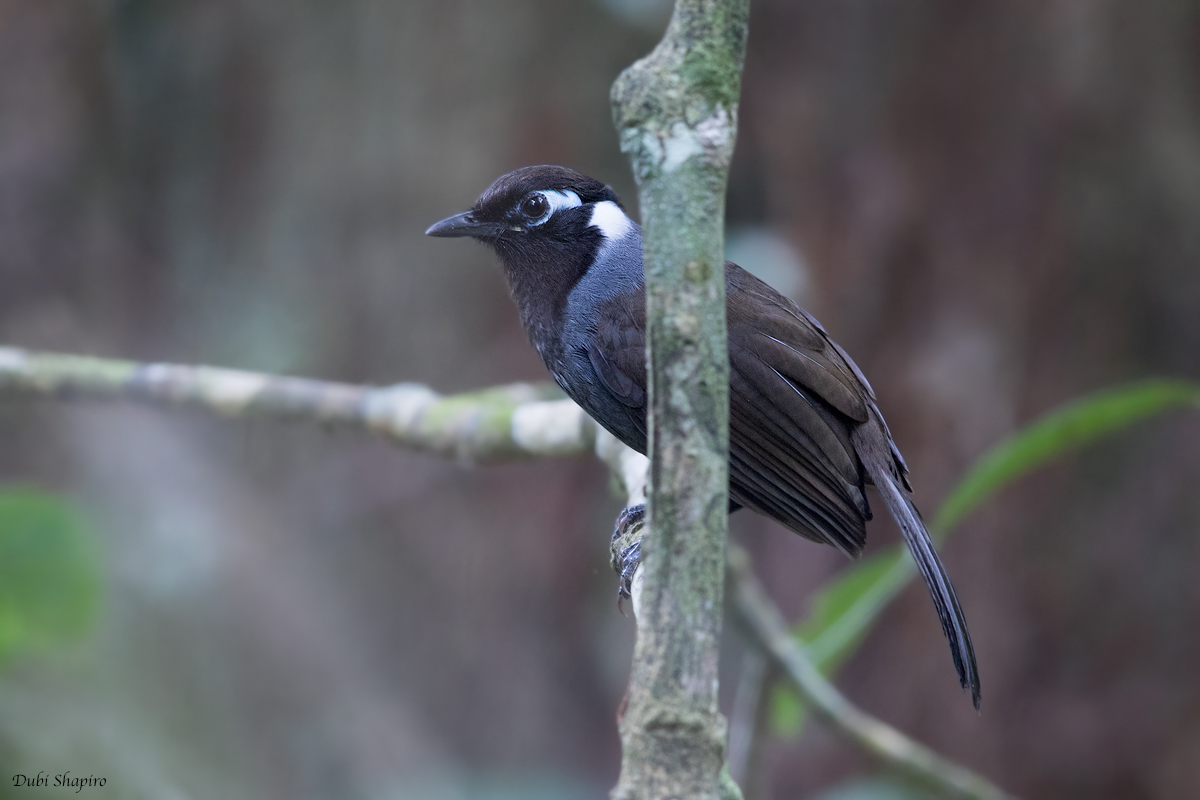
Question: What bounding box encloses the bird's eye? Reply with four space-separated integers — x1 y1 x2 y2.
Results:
520 194 549 219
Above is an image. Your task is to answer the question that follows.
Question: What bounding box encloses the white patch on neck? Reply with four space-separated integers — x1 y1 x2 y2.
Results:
589 200 633 241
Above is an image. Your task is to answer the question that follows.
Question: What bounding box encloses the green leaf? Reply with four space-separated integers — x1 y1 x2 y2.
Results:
771 380 1200 736
798 549 908 671
811 777 933 800
932 379 1200 533
0 486 102 660
768 680 806 736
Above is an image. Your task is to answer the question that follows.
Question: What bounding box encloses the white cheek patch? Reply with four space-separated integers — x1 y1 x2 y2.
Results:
589 200 633 242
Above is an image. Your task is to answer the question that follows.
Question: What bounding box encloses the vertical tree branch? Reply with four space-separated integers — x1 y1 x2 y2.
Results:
610 2 749 798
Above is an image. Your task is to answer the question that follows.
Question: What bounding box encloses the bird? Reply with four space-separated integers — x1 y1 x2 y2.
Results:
426 165 980 708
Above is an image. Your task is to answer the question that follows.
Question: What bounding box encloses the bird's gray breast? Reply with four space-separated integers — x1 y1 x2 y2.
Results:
561 226 643 357
555 226 644 433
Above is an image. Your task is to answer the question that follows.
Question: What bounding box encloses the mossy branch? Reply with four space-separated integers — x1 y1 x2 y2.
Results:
609 1 749 798
0 346 593 462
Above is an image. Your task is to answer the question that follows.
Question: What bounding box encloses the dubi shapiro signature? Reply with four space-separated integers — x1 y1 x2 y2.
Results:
12 772 106 792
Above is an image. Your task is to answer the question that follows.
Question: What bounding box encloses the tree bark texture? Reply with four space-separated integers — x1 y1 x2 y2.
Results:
609 2 749 798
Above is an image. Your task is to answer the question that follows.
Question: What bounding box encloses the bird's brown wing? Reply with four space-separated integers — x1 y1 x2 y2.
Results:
586 266 873 556
728 265 980 704
725 264 871 555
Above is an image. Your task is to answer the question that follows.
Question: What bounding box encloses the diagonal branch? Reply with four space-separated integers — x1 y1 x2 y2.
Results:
0 346 592 462
727 545 1014 800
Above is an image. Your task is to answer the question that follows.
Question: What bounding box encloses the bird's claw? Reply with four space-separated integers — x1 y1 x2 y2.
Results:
611 504 645 608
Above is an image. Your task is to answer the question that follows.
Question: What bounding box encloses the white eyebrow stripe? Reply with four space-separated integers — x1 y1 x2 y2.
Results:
540 190 582 214
589 200 633 241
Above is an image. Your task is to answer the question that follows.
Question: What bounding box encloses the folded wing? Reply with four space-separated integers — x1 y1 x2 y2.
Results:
587 263 980 705
587 264 874 556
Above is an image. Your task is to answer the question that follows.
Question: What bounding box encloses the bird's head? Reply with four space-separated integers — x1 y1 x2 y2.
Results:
425 165 636 271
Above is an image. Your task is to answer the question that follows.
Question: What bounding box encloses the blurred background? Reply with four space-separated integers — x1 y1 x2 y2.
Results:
1 0 1199 798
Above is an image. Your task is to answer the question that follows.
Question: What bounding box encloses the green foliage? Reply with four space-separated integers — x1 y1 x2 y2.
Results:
0 486 102 661
811 776 932 800
799 550 907 670
767 680 804 734
771 380 1200 736
932 380 1200 532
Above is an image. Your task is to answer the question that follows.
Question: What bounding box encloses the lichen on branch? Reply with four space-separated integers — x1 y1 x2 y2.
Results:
0 346 589 462
608 2 750 799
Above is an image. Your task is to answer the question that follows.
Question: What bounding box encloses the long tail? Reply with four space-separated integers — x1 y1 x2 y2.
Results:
852 424 981 709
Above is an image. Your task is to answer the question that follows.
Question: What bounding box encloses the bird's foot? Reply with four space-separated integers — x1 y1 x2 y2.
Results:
610 503 645 606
